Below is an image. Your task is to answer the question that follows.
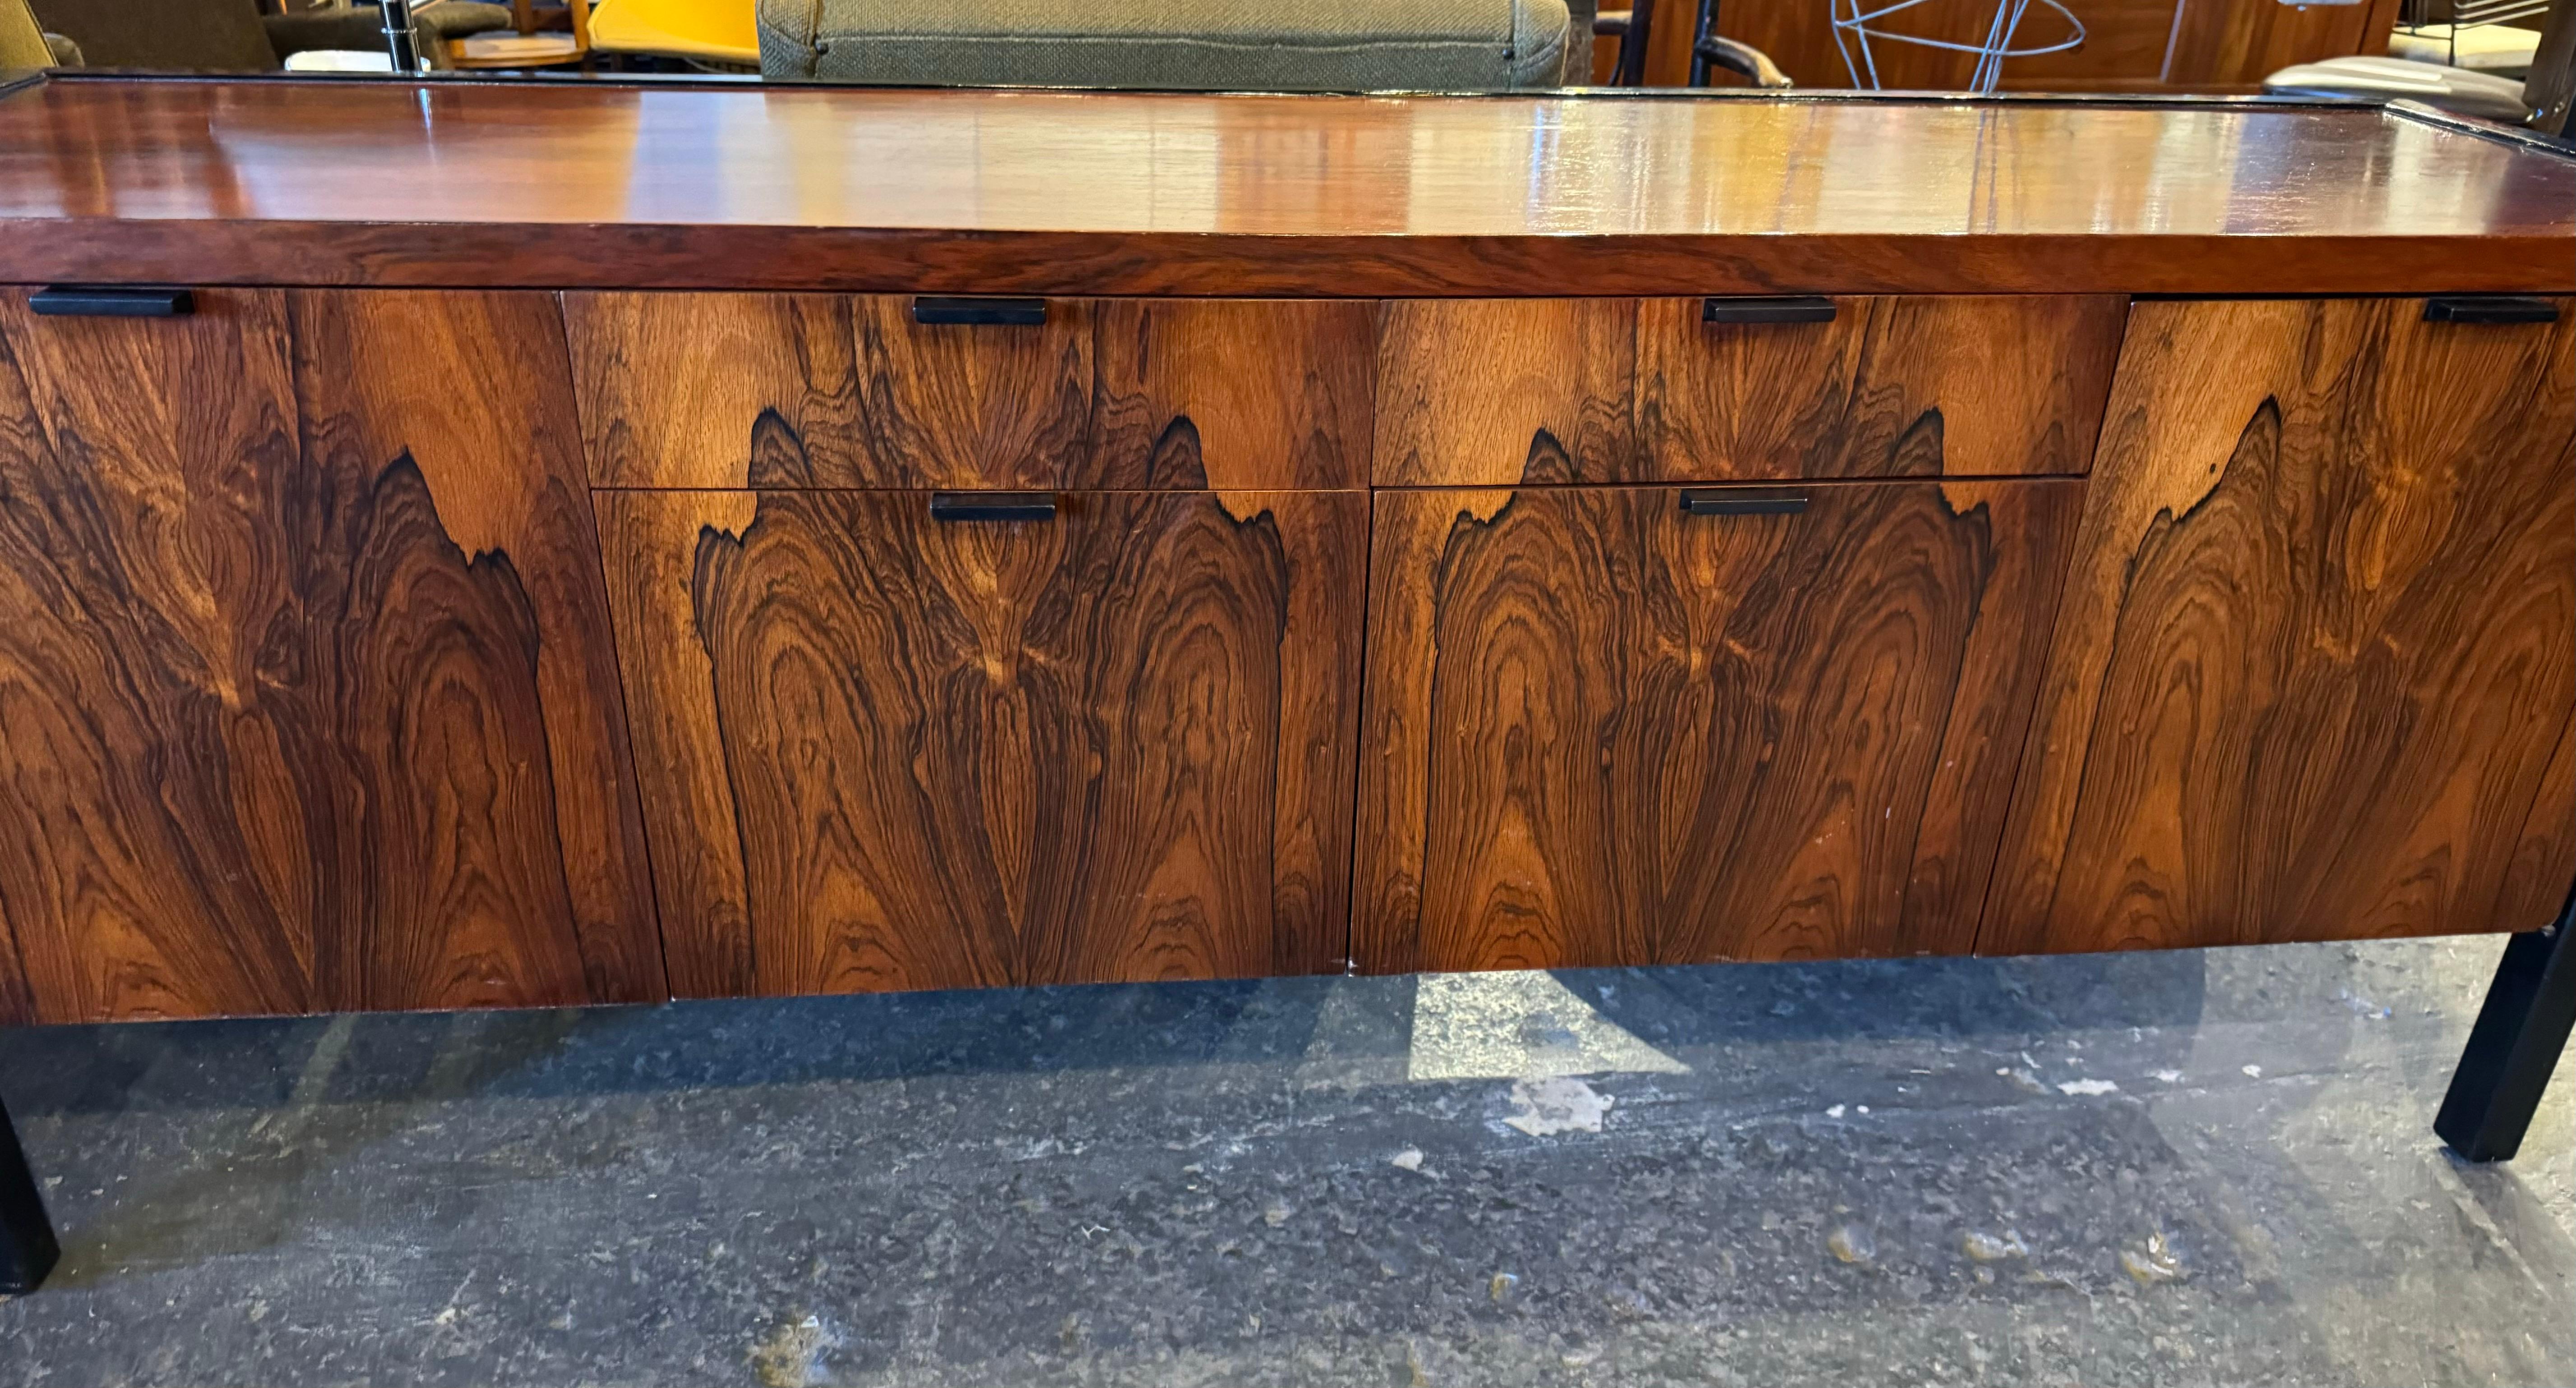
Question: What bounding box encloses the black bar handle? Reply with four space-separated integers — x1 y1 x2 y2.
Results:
2424 296 2560 325
912 296 1047 326
1702 296 1836 326
930 492 1057 522
29 286 194 318
1680 489 1807 516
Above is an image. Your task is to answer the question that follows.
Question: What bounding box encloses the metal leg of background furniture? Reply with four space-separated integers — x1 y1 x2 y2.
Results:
2436 895 2576 1163
0 1089 58 1293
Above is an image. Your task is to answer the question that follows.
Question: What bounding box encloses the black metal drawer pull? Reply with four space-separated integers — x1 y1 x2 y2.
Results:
911 296 1047 326
1702 296 1836 326
2423 297 2559 325
29 286 194 318
930 492 1056 522
1680 490 1807 516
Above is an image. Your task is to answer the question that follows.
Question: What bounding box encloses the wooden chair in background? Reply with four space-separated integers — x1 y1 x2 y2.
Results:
1593 0 1791 86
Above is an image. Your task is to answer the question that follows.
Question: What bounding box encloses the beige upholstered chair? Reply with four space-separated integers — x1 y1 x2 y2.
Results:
758 0 1575 90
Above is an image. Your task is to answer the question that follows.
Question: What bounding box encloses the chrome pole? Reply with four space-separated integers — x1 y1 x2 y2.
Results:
378 0 422 73
2527 0 2575 135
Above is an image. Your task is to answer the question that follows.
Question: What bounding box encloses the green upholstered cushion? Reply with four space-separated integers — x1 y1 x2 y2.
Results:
758 0 1571 91
29 0 277 71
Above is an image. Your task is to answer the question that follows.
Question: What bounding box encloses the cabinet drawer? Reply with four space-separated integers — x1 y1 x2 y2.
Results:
1357 480 2080 972
566 293 1371 490
1373 296 2124 486
1638 295 2125 481
599 487 1367 996
1374 299 1636 486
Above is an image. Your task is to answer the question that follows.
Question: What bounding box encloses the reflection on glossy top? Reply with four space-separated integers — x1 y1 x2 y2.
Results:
3 77 2569 239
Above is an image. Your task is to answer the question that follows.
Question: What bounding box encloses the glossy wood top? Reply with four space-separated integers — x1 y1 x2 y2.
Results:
0 75 2569 294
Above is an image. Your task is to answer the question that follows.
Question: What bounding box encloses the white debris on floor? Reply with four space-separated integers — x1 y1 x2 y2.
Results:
1500 1075 1614 1136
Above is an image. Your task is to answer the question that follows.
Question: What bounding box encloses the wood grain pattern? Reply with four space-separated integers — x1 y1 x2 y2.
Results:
839 296 1093 490
570 294 1372 492
599 488 1366 996
3 79 2569 296
1357 480 2079 974
0 288 660 1023
1982 298 2576 955
1373 300 1636 487
1636 296 2127 481
565 292 1090 489
1090 299 1375 490
565 292 859 489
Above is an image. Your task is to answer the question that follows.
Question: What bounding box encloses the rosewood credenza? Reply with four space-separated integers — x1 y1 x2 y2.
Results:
0 73 2571 1291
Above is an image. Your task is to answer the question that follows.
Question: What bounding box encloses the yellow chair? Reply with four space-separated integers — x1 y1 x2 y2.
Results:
2 0 53 69
586 0 758 67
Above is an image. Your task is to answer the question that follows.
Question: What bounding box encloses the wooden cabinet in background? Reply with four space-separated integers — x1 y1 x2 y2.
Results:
1985 298 2576 954
1357 480 2080 973
565 293 1374 490
0 289 661 1023
599 489 1368 998
1652 0 2402 91
1374 295 2125 485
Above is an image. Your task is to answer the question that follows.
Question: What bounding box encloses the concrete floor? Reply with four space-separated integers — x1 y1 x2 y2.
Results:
0 937 2567 1388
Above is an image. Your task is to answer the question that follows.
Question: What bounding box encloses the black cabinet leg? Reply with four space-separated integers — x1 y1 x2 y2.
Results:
0 1089 58 1293
2436 899 2576 1163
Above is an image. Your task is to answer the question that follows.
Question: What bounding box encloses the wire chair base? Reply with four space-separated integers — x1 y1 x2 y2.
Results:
1829 0 2087 92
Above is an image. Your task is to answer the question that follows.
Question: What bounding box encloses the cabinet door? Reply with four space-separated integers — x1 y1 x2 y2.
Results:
1985 298 2576 954
1357 481 2078 972
0 289 660 1023
600 489 1366 996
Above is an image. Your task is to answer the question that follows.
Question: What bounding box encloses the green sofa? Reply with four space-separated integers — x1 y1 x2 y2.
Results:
758 0 1576 90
